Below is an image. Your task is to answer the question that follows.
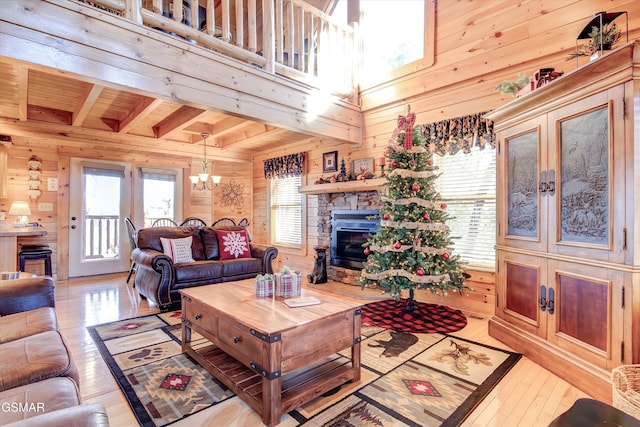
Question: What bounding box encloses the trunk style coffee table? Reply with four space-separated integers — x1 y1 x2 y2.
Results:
180 280 362 426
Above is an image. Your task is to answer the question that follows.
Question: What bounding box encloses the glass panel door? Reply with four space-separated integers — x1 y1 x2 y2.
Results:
69 158 131 277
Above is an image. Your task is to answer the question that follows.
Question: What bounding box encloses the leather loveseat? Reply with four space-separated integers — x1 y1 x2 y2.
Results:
131 225 278 311
0 276 110 426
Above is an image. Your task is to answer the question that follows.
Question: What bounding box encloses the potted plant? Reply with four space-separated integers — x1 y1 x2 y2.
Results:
567 23 622 60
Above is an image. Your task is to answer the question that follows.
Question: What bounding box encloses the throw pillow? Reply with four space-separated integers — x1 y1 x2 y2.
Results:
215 230 251 260
160 236 195 264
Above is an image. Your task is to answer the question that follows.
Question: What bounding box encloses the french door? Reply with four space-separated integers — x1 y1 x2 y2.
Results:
69 158 131 277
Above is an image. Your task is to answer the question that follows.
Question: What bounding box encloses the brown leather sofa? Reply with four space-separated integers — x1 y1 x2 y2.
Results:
0 276 109 426
132 225 278 311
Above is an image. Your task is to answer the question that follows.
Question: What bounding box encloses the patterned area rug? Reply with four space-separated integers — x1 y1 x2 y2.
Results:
88 310 520 427
361 299 468 333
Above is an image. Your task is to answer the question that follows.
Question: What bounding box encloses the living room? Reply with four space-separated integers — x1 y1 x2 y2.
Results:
1 0 640 425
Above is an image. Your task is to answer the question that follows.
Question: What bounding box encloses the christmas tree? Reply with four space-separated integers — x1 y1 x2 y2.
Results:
357 107 469 309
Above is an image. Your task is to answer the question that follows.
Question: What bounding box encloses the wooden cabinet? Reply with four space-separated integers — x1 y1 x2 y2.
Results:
487 41 640 403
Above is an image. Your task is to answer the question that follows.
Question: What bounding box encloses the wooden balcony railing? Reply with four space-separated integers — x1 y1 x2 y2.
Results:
84 214 120 259
78 0 357 97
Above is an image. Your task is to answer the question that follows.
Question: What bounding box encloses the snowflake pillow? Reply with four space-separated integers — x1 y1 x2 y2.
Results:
160 236 195 264
215 230 251 260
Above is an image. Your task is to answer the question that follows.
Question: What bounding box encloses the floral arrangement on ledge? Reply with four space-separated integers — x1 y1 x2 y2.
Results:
566 23 622 60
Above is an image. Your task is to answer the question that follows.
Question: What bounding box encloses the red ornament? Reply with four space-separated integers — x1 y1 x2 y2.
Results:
391 161 398 168
394 241 402 249
412 183 420 192
416 268 425 276
423 213 430 220
443 252 450 260
440 203 447 209
427 159 433 166
364 248 370 255
383 213 391 220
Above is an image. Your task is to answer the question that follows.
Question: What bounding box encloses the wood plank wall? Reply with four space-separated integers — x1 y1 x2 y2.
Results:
251 0 640 317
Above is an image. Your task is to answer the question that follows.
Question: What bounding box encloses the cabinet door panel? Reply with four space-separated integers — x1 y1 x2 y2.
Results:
546 261 623 369
497 116 547 252
496 251 546 338
548 88 625 263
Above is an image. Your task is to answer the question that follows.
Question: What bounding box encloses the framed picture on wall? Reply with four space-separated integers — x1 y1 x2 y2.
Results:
323 151 338 173
352 157 374 175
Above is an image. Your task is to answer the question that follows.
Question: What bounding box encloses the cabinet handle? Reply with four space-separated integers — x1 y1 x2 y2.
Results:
194 314 201 320
539 182 548 193
547 169 556 195
539 285 547 312
233 336 241 344
539 171 548 194
547 288 555 315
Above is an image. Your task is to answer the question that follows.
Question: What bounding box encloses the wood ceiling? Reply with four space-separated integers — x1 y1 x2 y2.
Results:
0 59 319 163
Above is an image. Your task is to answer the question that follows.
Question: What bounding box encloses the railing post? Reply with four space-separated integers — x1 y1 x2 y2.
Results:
262 0 275 74
125 0 143 24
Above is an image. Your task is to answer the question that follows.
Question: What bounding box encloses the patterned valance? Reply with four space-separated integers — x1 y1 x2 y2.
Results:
263 152 305 179
420 112 495 156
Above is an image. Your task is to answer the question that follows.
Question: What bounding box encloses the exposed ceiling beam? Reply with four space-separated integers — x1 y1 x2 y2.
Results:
72 83 103 126
153 106 207 139
0 118 251 162
119 97 164 134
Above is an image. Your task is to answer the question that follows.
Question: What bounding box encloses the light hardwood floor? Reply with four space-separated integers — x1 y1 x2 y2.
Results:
54 273 591 426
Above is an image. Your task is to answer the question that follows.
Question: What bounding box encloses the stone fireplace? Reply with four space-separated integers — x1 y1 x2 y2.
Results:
316 190 382 285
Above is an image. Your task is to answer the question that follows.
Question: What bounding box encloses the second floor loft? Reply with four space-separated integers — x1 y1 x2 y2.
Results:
0 0 363 160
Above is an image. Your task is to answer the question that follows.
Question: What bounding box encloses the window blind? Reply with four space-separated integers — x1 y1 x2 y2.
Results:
433 147 496 267
270 175 302 246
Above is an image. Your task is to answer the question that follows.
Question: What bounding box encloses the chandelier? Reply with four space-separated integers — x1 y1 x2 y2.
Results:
189 132 221 191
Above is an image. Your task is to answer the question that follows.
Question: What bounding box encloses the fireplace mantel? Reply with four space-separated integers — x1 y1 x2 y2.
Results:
299 178 386 195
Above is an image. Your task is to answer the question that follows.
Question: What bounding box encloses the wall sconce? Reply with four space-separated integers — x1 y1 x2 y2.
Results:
189 133 221 191
9 201 31 228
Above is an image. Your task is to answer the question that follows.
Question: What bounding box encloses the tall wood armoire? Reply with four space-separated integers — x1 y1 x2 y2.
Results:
486 41 640 403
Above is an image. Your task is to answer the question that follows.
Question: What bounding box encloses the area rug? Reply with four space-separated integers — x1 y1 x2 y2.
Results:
88 310 520 427
361 299 468 334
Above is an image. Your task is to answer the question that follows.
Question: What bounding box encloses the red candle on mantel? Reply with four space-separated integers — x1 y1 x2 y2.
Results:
379 157 386 166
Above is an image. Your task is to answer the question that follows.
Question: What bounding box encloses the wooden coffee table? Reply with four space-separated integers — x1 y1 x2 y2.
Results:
180 280 362 426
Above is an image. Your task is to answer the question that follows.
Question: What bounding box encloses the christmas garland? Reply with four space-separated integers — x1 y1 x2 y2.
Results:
380 196 445 211
362 269 450 284
387 168 434 179
369 243 449 256
380 219 449 231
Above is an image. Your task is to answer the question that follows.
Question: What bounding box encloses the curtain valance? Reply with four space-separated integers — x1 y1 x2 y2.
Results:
263 152 305 179
420 112 495 156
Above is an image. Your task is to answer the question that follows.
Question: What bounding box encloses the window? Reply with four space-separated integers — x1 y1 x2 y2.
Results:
270 175 302 247
141 168 178 227
331 0 434 88
433 147 496 268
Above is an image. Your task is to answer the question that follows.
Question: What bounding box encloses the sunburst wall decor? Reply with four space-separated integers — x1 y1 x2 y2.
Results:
220 179 249 212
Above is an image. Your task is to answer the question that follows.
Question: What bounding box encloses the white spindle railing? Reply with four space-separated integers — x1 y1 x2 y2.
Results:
77 0 357 97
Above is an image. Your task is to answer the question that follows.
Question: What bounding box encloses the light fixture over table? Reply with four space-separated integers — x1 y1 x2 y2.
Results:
189 132 221 191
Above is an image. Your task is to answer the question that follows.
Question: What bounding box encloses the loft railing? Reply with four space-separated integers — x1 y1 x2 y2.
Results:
77 0 357 97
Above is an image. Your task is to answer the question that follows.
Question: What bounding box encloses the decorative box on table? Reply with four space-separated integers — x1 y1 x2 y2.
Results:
254 274 274 297
275 266 302 298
